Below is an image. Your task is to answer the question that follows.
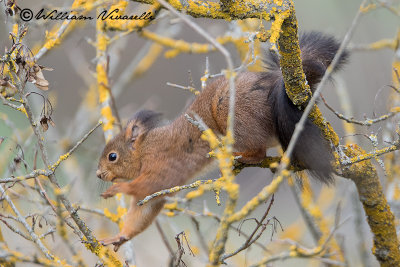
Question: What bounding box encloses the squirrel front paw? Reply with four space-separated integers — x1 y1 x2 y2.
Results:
100 235 128 252
101 184 121 199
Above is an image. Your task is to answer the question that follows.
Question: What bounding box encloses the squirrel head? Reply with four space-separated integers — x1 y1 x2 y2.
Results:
96 110 162 182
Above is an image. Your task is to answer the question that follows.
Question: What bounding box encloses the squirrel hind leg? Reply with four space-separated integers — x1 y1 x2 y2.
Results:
234 149 266 164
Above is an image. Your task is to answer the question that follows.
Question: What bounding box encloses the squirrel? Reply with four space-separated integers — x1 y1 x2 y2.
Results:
96 32 348 251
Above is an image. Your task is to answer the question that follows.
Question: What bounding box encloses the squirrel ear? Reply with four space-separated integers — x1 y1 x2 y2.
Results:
124 110 162 142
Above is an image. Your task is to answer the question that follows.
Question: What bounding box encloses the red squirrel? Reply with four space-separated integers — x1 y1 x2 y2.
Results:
96 32 348 251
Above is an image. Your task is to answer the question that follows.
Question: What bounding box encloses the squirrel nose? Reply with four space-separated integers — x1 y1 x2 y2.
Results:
96 170 102 179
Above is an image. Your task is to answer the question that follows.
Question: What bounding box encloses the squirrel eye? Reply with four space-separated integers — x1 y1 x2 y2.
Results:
108 152 117 162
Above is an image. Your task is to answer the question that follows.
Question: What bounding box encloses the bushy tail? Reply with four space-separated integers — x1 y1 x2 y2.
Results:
266 32 349 183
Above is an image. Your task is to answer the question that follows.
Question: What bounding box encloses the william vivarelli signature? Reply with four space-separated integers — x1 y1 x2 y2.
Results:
20 8 154 22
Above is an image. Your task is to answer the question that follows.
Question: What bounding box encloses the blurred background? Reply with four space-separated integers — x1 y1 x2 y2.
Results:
0 0 399 266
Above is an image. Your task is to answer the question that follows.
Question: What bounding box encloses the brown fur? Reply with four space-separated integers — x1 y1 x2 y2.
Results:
96 72 279 250
96 32 348 250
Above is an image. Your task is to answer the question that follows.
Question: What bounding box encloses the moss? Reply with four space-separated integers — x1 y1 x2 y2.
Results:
342 144 400 266
186 186 205 199
82 236 123 267
360 3 377 13
43 30 61 50
133 0 287 20
276 5 311 107
269 9 290 46
12 24 18 36
309 107 339 146
165 211 175 217
96 64 109 102
100 106 115 131
164 202 178 210
50 153 70 171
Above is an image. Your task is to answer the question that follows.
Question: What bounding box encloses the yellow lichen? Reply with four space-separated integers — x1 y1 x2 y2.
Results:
101 106 116 131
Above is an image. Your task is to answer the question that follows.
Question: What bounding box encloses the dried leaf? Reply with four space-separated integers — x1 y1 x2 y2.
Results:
0 77 18 97
36 85 49 91
13 156 21 168
0 137 4 146
40 116 55 131
28 64 52 91
40 116 49 132
48 117 56 127
27 75 35 83
39 65 54 72
15 55 26 73
34 78 49 91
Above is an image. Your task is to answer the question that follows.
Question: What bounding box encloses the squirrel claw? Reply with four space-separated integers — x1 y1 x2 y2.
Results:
101 184 120 199
100 235 128 252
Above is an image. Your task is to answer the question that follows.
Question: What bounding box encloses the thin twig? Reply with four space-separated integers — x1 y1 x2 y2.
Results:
34 21 72 61
342 136 400 166
33 148 57 215
289 181 322 242
155 0 236 138
162 199 269 252
0 121 102 183
155 219 175 256
167 82 200 95
322 95 400 126
0 217 33 241
221 195 275 261
0 185 54 259
19 71 105 249
0 94 26 114
251 214 350 267
190 216 209 256
104 83 122 132
137 179 217 206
